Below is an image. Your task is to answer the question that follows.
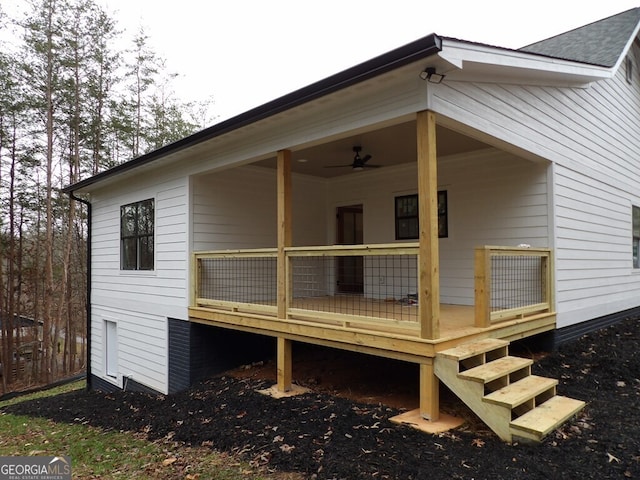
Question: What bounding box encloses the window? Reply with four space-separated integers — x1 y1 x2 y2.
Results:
121 199 154 270
395 191 448 240
633 206 640 268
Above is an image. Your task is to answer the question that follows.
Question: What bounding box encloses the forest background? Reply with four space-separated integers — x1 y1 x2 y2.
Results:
0 0 213 394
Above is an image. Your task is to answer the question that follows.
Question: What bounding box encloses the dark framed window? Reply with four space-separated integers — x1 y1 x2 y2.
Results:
121 199 154 270
395 191 448 240
633 206 640 268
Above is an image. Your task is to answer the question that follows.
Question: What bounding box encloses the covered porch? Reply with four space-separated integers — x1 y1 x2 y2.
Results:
187 110 556 422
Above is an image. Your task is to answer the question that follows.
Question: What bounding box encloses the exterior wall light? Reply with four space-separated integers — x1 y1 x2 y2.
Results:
420 67 445 84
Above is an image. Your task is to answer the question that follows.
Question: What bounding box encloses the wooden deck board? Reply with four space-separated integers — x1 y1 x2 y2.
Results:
190 294 556 365
437 338 509 361
510 396 586 439
484 375 557 408
458 357 533 383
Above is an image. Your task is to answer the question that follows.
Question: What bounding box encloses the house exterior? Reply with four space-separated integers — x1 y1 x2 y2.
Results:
64 9 640 440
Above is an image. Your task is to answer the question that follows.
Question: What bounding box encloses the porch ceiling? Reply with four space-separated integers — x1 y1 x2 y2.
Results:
254 121 490 178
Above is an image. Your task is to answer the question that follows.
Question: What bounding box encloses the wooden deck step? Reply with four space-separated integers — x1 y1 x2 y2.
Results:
484 375 558 408
437 338 509 361
459 356 532 384
510 395 586 442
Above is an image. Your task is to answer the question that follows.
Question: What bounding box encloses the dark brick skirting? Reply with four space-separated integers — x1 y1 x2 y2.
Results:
168 318 273 394
168 318 191 393
511 305 640 354
90 374 158 395
553 305 640 346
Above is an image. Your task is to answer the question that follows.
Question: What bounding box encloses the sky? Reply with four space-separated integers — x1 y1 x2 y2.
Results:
8 0 640 121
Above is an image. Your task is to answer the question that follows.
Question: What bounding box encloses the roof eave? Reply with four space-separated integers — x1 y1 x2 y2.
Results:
437 37 614 85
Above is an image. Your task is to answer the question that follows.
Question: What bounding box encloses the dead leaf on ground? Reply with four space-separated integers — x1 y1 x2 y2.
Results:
162 457 177 467
607 452 620 463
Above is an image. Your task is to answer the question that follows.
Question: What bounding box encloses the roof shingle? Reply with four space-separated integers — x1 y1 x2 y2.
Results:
520 8 640 67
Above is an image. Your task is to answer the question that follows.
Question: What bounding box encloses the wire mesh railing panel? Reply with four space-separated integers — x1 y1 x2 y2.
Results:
290 254 419 323
490 255 544 312
198 256 277 306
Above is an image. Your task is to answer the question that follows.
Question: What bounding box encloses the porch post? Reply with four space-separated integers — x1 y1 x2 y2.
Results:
419 360 440 421
416 110 440 339
277 336 292 392
277 149 293 391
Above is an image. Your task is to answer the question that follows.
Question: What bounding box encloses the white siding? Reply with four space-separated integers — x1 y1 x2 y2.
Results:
192 166 327 251
90 164 189 393
438 150 549 305
192 167 277 250
328 150 549 304
431 42 640 326
93 308 168 390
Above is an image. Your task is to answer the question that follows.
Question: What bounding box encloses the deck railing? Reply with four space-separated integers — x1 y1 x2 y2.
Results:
193 244 554 333
193 248 279 315
474 246 553 327
193 243 420 333
285 244 420 332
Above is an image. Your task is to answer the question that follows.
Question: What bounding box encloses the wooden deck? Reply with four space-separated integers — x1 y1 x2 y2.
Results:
191 241 556 423
189 297 556 362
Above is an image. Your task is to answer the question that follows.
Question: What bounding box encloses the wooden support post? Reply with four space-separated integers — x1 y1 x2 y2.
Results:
474 246 491 328
416 110 440 339
190 254 198 308
277 336 292 392
277 149 292 319
542 252 554 312
276 150 293 393
419 360 440 421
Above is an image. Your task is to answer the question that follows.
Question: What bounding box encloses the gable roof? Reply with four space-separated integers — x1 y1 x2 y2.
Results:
520 8 640 67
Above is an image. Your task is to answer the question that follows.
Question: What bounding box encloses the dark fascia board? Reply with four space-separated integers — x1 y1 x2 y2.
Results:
63 34 443 194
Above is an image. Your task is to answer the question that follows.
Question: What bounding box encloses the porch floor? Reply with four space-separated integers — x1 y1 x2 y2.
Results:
289 295 476 337
189 295 556 362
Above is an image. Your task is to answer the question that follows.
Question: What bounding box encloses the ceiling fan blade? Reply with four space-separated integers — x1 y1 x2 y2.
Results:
323 148 380 171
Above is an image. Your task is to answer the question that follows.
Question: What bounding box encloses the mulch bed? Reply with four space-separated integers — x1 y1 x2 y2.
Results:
3 317 639 479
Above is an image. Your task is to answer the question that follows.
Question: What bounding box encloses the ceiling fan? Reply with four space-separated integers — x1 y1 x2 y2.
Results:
324 146 381 171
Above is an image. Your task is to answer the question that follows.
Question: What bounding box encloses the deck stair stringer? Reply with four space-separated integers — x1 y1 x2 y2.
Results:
434 338 585 443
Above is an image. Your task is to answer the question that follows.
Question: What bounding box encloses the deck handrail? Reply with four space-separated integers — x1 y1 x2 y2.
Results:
192 243 421 333
474 246 553 327
284 243 419 256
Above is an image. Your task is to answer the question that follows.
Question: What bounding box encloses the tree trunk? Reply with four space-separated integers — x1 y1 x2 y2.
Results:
41 0 57 384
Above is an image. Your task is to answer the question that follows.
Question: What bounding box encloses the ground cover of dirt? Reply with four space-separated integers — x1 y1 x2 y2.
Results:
3 317 639 479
